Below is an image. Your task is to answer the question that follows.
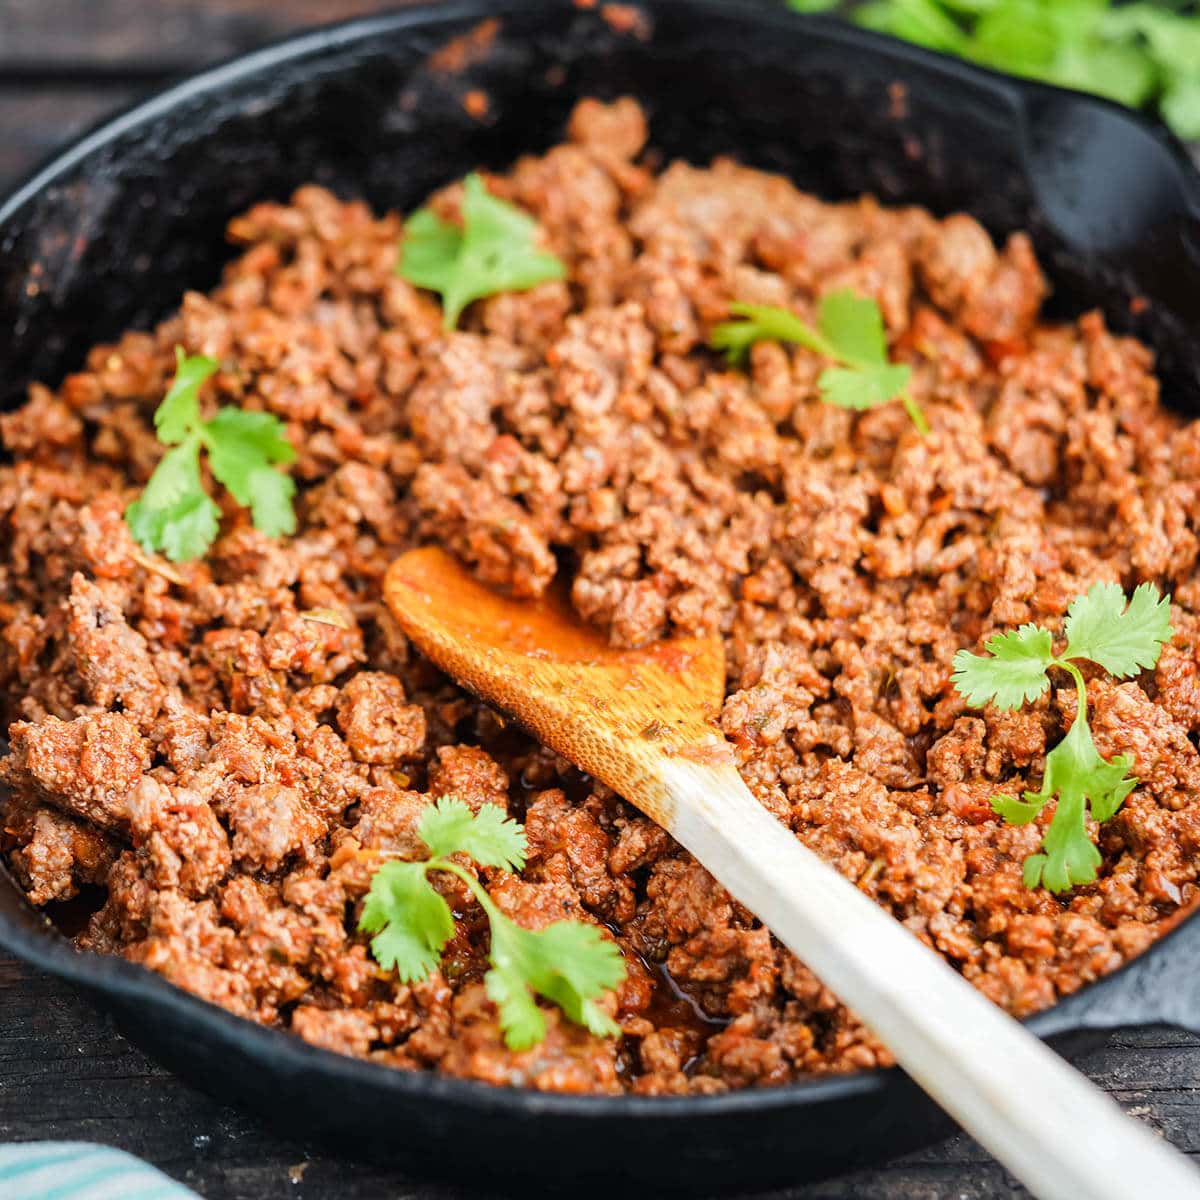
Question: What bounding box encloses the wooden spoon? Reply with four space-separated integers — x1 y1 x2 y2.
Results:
385 546 1200 1200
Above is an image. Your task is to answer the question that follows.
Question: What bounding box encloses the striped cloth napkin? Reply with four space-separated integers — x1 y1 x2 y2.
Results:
0 1143 199 1199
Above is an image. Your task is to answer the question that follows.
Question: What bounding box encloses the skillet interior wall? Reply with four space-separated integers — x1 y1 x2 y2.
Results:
2 0 1199 419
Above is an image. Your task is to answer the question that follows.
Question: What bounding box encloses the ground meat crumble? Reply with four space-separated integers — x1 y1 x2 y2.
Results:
3 97 1200 1095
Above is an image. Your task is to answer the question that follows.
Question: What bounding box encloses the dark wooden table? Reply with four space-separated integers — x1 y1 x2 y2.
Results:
3 4 1200 1198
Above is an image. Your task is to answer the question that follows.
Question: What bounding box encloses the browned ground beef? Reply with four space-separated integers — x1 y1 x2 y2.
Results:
4 97 1200 1095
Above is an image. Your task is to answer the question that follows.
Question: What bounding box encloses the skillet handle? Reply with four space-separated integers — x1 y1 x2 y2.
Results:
1031 901 1200 1039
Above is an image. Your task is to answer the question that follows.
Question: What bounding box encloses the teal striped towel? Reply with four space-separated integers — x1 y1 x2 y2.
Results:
0 1143 198 1199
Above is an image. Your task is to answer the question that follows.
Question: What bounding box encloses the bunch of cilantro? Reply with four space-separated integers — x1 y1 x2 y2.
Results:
789 0 1200 141
360 797 626 1049
952 581 1174 893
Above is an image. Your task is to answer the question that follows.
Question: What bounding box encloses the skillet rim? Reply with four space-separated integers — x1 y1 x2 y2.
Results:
1 0 1199 1124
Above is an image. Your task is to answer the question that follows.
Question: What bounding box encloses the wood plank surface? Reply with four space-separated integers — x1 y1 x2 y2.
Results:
3 3 1200 1199
0 1 404 72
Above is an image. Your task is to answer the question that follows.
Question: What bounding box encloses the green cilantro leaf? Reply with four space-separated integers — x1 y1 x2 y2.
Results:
809 0 1200 142
710 301 826 364
1062 580 1174 678
1052 38 1158 109
360 796 626 1049
816 289 889 365
359 860 455 982
1162 71 1200 142
508 919 626 1040
204 407 297 539
398 173 567 330
244 467 297 540
486 916 625 1050
1013 715 1125 893
124 348 296 561
953 583 1173 893
711 291 928 433
967 2 1060 76
417 796 527 871
991 792 1049 826
155 347 217 444
205 408 296 487
819 363 914 412
124 441 222 564
950 624 1054 710
851 0 970 52
485 957 548 1050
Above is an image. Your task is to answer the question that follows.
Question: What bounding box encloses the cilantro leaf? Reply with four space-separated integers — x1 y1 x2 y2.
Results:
400 208 466 293
204 408 297 539
990 792 1050 826
817 289 889 366
1062 580 1174 677
967 3 1060 76
156 347 217 444
124 348 297 561
245 467 297 539
821 0 1200 142
852 0 970 52
153 491 223 563
953 583 1172 893
1026 790 1098 894
486 913 624 1050
950 625 1054 710
1001 715 1131 892
398 173 566 330
819 363 913 412
1162 71 1200 142
125 440 221 564
711 292 927 432
205 408 296 483
710 302 828 364
485 957 549 1050
362 796 626 1048
512 920 626 1040
359 860 456 982
417 796 527 871
1051 38 1157 108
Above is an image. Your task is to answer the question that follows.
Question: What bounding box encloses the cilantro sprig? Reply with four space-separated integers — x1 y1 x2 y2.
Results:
951 582 1174 893
125 347 296 562
711 291 929 434
788 0 1200 141
360 796 626 1049
397 173 567 330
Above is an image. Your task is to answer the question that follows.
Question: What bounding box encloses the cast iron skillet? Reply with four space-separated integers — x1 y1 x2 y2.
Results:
3 1 1200 1193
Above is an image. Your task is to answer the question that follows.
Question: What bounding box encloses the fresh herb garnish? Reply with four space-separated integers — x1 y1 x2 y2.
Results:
951 582 1174 893
789 0 1200 141
712 291 929 433
397 173 567 331
360 796 626 1049
125 347 296 562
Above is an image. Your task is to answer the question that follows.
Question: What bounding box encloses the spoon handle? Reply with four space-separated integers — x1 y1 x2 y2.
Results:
661 758 1200 1200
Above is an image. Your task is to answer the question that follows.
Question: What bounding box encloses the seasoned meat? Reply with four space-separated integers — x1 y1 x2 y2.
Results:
335 671 426 765
4 98 1200 1096
1 714 150 831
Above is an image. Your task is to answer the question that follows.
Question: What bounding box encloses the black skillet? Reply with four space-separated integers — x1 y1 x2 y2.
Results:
3 1 1200 1193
